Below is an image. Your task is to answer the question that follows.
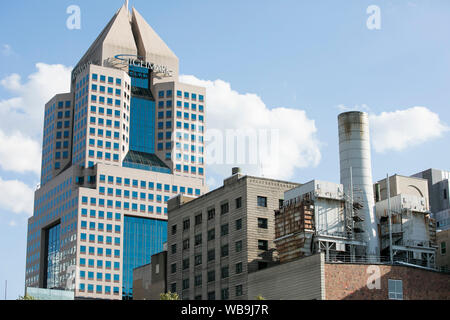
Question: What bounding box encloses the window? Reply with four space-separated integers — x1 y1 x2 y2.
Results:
236 197 242 209
221 202 229 215
208 229 215 241
207 291 215 300
170 283 176 293
183 239 190 250
236 219 242 231
182 278 189 290
388 280 403 300
171 244 177 254
171 225 177 235
195 213 202 225
221 288 229 300
279 199 284 209
235 285 243 297
194 275 202 287
235 240 243 253
194 254 202 266
258 240 268 250
221 266 229 279
258 218 268 229
183 219 190 231
221 224 229 236
221 244 229 257
257 196 267 207
207 270 215 283
207 249 215 262
171 263 176 274
236 262 243 274
207 208 215 220
195 234 202 246
182 258 190 270
441 241 447 255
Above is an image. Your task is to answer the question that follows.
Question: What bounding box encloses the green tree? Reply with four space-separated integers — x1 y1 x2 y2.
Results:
160 292 180 300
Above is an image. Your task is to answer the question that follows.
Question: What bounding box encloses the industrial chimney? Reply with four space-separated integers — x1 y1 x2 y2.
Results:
338 111 379 258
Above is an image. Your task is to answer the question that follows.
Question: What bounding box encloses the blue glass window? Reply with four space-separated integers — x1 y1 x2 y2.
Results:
122 216 167 300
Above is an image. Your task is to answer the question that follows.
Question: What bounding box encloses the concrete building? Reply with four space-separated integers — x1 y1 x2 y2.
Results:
25 3 208 300
274 180 366 263
436 229 450 272
374 175 437 268
133 250 167 300
247 253 450 300
374 174 429 205
435 210 450 231
412 169 450 230
166 169 299 300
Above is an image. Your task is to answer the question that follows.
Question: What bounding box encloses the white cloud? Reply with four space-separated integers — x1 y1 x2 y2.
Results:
0 129 41 174
0 74 21 91
1 44 13 56
0 177 34 215
180 75 321 180
0 63 72 138
369 106 449 153
0 63 71 175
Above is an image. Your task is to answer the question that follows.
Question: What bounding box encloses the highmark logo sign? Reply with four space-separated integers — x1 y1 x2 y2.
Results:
115 54 173 77
71 54 173 81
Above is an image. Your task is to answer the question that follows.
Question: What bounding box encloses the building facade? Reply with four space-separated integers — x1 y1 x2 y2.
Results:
373 175 436 267
412 168 450 230
275 180 366 264
436 229 450 272
133 250 167 300
247 253 450 300
166 170 299 300
25 3 207 300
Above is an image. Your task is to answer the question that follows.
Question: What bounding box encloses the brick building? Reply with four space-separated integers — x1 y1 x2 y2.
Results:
248 253 450 300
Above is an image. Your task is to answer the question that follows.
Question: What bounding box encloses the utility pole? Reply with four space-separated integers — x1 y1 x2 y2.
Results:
4 280 6 300
386 174 393 264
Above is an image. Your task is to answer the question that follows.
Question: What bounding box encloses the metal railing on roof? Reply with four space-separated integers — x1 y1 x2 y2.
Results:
324 254 447 273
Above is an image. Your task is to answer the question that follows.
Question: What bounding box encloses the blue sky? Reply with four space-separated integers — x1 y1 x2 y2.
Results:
0 0 449 299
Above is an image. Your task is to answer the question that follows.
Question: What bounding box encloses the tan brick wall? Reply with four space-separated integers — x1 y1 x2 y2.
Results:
436 229 450 270
325 263 450 300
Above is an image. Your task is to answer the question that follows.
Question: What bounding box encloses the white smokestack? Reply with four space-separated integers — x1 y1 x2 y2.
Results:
338 111 379 258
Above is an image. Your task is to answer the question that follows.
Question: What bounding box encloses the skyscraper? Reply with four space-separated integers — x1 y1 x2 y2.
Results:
25 3 207 300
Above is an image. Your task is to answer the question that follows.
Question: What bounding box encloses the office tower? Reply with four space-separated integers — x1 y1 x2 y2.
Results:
25 3 207 300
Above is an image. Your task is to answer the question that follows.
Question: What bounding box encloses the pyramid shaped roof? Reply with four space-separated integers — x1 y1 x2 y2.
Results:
74 3 178 80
